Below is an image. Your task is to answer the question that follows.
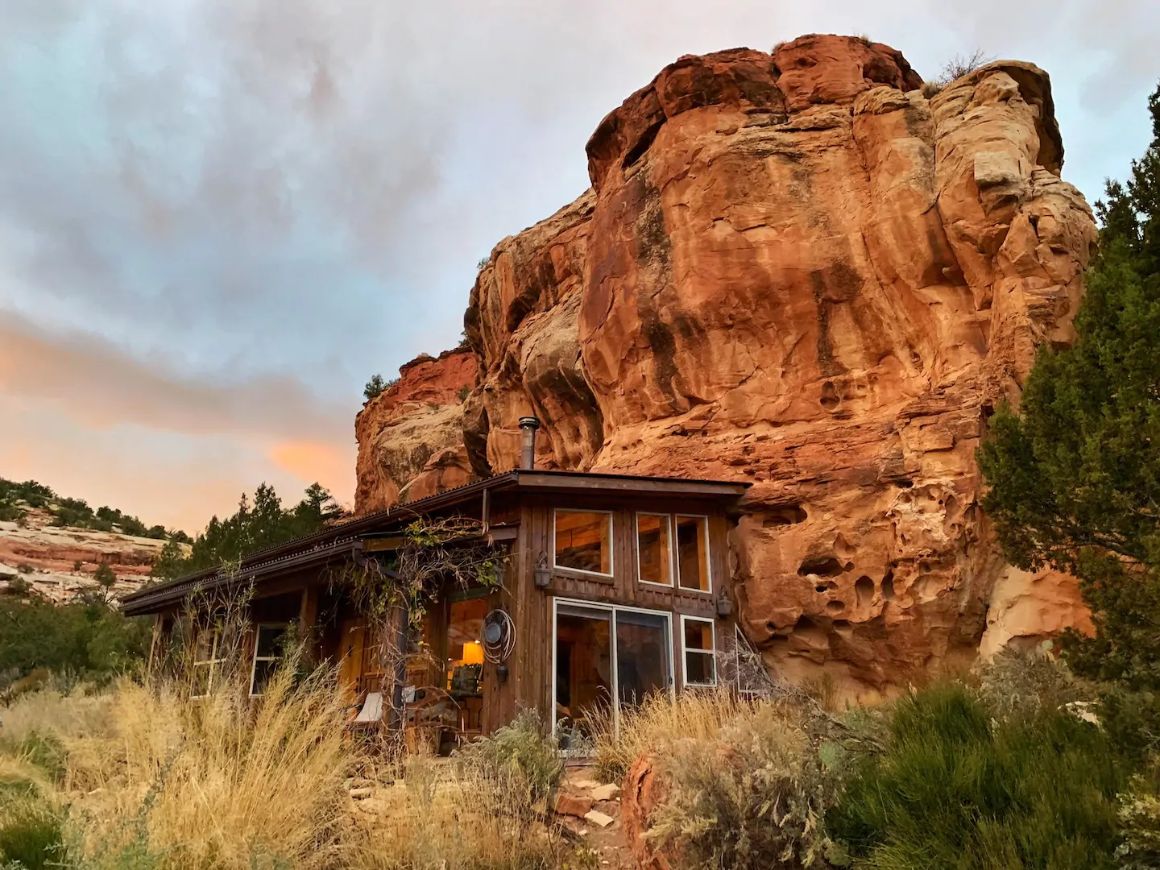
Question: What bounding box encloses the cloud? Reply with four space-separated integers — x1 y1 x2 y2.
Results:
0 0 1152 529
0 312 349 444
268 440 352 491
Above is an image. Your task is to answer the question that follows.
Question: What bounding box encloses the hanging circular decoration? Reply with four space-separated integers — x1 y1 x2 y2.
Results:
481 609 515 664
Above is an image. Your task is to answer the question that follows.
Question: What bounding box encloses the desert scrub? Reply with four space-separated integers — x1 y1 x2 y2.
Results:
356 714 581 869
828 683 1125 869
642 702 843 869
353 751 585 870
455 708 563 815
975 646 1092 721
591 689 761 783
0 797 63 870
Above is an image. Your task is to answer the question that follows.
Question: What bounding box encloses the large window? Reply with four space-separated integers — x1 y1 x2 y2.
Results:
681 616 717 687
192 627 224 698
249 623 288 697
635 513 712 593
676 515 711 593
553 599 672 746
636 514 673 586
553 510 613 577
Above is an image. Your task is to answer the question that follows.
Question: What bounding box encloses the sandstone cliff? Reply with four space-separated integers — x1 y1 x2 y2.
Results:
356 35 1097 699
0 510 171 603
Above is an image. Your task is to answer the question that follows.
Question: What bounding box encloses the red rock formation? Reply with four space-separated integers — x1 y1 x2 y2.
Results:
0 509 173 603
354 349 478 513
355 35 1097 698
621 755 672 870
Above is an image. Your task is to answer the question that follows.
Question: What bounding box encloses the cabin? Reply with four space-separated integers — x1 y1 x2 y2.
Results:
123 418 750 749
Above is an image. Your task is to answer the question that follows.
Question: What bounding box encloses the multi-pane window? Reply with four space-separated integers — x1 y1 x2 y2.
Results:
192 627 224 698
681 616 717 687
635 513 711 592
636 514 673 586
554 510 613 576
249 623 288 696
675 515 711 592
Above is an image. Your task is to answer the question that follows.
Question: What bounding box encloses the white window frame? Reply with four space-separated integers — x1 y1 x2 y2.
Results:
191 627 224 699
550 597 675 740
680 614 717 688
635 512 676 588
551 508 615 579
249 622 289 697
673 513 713 595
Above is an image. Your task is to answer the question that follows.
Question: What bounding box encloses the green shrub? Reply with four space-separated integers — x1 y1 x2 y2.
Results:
828 684 1124 869
1117 764 1160 869
646 704 841 869
456 708 562 816
976 646 1091 721
0 598 149 692
0 798 62 870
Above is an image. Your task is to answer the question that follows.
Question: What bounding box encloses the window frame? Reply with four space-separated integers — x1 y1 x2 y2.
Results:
249 622 289 698
673 513 713 595
680 614 717 688
191 626 224 699
550 597 675 741
634 511 676 588
551 508 615 579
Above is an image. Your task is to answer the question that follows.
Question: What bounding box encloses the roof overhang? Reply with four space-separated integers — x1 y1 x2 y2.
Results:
121 469 750 616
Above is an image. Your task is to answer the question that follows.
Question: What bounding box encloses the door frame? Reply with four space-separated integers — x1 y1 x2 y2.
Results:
550 597 675 739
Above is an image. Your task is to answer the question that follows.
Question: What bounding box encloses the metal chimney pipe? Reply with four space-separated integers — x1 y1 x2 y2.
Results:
518 416 541 470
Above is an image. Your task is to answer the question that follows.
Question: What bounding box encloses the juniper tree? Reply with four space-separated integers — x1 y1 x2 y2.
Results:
978 82 1160 748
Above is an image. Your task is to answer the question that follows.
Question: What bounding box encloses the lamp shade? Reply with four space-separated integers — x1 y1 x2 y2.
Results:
461 641 485 666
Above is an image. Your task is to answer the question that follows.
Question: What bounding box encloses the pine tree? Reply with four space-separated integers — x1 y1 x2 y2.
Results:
979 82 1160 751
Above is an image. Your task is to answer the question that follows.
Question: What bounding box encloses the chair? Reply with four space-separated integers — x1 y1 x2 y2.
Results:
353 691 384 725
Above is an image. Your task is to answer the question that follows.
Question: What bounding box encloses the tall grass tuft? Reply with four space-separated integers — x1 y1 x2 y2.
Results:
353 712 583 869
828 683 1125 869
590 690 761 783
61 663 357 868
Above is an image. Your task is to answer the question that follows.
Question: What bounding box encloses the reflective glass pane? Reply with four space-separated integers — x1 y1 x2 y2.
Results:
676 516 710 591
554 511 612 575
554 605 612 747
683 618 714 652
685 651 716 686
255 624 287 658
636 515 672 585
616 610 671 707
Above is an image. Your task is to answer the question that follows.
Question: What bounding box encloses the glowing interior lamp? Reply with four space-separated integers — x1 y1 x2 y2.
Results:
461 641 485 666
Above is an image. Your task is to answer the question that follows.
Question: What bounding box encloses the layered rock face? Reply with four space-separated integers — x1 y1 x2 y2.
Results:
355 349 479 511
357 35 1097 699
0 511 171 603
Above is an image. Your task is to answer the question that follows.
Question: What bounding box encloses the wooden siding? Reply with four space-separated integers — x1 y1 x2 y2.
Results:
480 492 736 732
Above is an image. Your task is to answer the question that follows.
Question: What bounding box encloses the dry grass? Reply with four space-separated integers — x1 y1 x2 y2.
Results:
0 661 587 868
62 666 357 868
352 753 587 869
591 690 778 783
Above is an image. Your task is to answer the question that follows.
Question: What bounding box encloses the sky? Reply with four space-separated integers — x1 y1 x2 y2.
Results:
0 0 1156 534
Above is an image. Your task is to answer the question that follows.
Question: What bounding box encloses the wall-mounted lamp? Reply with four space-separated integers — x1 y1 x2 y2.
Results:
716 593 733 618
534 552 551 589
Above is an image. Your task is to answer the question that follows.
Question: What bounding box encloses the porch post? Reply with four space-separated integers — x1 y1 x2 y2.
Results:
298 584 321 665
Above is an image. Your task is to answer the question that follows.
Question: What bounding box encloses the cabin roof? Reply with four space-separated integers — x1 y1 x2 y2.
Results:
121 469 750 616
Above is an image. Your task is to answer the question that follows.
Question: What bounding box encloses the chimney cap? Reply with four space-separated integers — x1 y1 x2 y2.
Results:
518 415 541 430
